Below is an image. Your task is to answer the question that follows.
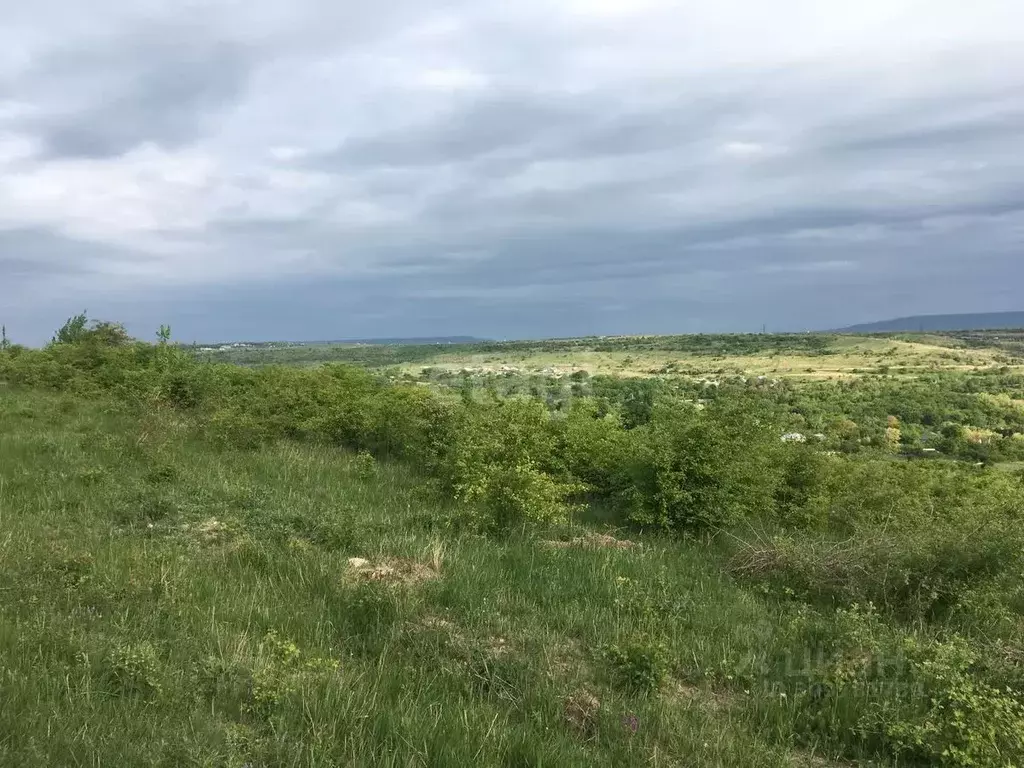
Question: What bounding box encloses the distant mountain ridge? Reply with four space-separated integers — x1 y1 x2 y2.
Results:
838 312 1024 333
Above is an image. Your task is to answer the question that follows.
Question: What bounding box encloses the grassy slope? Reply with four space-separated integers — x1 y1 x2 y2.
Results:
0 388 867 767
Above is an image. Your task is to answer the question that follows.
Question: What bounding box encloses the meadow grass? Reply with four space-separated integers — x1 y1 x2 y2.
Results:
394 337 1019 381
1 387 877 767
8 318 1024 767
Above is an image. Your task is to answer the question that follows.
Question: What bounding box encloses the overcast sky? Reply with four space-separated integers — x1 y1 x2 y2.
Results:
2 1 1022 343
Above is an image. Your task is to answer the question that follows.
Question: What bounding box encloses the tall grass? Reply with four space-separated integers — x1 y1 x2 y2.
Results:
1 389 819 766
3 329 1024 765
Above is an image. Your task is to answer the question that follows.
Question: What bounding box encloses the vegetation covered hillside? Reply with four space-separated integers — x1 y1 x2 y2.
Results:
3 316 1024 766
839 311 1024 333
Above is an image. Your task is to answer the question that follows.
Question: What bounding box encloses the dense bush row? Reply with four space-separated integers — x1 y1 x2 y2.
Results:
404 363 1024 463
3 321 1022 537
3 329 780 533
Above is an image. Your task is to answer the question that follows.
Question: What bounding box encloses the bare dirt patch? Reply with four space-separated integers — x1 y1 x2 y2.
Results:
418 615 459 633
421 617 509 659
545 638 594 682
411 614 469 647
788 750 856 767
486 635 510 657
346 556 440 585
542 532 639 551
668 680 733 713
182 517 230 543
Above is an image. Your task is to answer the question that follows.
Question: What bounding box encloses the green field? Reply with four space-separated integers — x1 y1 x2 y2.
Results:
206 331 1024 381
3 319 1024 766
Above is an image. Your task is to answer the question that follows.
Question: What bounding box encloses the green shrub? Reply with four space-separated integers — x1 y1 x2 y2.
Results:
106 642 163 698
445 398 578 532
868 638 1024 766
244 631 340 719
360 385 458 468
621 398 783 531
352 451 378 479
602 640 669 694
558 398 633 496
9 313 1024 547
773 445 833 528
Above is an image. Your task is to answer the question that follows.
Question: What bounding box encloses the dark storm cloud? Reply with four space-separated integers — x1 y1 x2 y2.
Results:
0 229 147 342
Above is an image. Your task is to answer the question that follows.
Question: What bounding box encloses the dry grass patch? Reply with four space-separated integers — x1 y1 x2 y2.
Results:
563 688 601 738
418 615 459 633
412 615 514 667
667 680 733 714
544 638 595 683
346 541 444 585
181 517 231 543
346 556 441 585
543 532 639 551
787 750 857 767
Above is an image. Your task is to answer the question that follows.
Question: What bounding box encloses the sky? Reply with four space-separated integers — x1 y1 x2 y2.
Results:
2 0 1023 344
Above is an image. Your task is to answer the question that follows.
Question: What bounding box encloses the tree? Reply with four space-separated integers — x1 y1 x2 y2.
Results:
0 325 9 351
51 313 131 347
90 321 131 346
53 312 89 344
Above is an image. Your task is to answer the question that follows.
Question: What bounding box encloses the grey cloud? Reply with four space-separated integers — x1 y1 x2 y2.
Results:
0 228 133 276
2 0 1024 344
20 34 254 158
831 114 1024 155
316 92 598 169
812 89 1024 158
317 86 747 172
0 229 148 338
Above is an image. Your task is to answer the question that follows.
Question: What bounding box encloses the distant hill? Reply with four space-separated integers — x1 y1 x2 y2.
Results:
838 312 1024 333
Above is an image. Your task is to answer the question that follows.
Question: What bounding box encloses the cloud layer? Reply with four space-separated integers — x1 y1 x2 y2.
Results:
2 0 1023 343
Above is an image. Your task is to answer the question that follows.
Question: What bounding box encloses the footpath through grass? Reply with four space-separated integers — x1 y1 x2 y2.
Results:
0 388 874 767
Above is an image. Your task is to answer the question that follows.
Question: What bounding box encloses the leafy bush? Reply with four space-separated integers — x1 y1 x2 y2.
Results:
557 398 633 496
602 640 669 694
773 445 833 528
621 398 783 531
868 638 1024 766
444 398 579 531
244 631 340 719
7 314 1024 551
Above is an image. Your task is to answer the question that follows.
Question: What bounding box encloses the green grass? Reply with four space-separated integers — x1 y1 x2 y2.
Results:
7 326 1024 765
3 388 876 767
